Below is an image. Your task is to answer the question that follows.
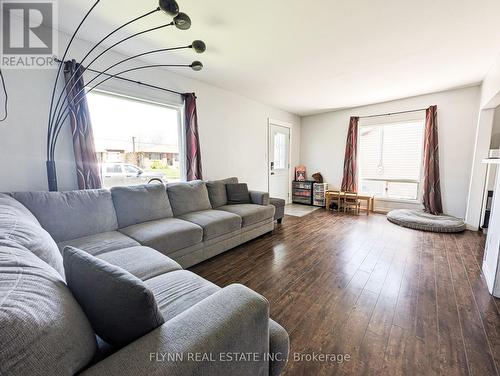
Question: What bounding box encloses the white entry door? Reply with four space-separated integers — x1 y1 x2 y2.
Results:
269 122 291 202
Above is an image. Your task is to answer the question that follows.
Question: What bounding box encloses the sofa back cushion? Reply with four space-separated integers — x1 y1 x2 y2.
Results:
111 184 173 228
0 244 97 376
0 193 64 277
167 180 212 216
206 177 239 208
12 189 118 243
63 246 165 347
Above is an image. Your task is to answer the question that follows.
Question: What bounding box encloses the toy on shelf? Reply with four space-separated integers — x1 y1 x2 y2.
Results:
295 165 306 181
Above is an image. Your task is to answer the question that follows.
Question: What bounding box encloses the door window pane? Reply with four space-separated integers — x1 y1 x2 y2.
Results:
273 132 287 169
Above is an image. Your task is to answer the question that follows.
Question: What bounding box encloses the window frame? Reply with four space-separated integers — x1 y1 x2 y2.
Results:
88 89 186 181
357 112 426 203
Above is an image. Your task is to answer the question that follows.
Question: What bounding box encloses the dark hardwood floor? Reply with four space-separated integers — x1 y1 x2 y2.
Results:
190 209 500 375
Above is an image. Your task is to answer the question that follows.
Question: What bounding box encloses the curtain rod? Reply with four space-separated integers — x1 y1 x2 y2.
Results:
54 58 184 97
357 107 428 119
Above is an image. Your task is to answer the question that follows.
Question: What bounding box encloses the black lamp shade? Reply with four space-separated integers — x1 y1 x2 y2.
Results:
159 0 179 16
174 13 191 30
191 40 206 53
191 61 203 71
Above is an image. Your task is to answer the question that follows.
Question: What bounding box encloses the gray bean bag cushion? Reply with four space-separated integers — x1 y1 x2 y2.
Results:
387 209 466 233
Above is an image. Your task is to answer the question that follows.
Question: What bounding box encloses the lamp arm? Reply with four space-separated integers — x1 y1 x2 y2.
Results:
50 64 191 160
47 0 100 159
48 8 161 138
47 21 174 159
80 8 160 67
50 43 187 145
49 22 173 136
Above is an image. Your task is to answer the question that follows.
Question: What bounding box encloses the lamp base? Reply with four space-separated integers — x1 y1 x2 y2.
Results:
46 160 58 192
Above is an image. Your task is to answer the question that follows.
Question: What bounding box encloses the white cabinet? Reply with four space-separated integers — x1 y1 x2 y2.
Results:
313 183 328 207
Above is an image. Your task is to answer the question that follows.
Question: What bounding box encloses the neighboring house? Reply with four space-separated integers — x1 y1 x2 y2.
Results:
95 138 179 170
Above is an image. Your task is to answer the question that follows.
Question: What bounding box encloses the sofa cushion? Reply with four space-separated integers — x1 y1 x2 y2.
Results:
0 244 97 376
0 193 64 277
167 180 212 216
119 218 203 255
63 247 165 347
145 270 220 320
226 183 251 204
12 189 118 243
97 246 182 281
206 181 226 208
206 177 239 208
111 184 173 228
178 210 242 241
222 177 239 184
218 204 275 227
57 231 140 256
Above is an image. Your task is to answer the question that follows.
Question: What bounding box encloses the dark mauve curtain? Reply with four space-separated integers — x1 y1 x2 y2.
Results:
64 60 102 189
183 93 203 181
341 116 359 192
422 105 443 214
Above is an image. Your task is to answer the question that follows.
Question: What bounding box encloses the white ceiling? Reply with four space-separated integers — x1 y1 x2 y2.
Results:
56 0 500 116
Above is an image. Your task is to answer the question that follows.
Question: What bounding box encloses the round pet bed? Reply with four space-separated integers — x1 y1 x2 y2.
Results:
387 209 466 233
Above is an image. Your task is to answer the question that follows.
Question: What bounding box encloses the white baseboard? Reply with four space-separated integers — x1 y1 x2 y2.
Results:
465 223 480 231
482 264 494 294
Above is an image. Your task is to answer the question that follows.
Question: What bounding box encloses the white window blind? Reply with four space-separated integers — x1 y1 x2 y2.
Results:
358 118 425 200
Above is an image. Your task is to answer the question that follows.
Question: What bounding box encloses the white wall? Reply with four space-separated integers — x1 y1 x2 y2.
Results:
300 86 481 218
481 53 500 109
0 68 79 192
0 31 300 193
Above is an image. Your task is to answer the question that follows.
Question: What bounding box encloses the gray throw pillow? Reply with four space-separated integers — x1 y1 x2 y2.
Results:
63 246 165 347
226 183 251 204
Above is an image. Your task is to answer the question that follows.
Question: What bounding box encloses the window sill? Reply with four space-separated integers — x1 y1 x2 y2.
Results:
372 197 422 205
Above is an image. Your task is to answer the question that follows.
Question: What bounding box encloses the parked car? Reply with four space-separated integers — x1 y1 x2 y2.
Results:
101 163 165 188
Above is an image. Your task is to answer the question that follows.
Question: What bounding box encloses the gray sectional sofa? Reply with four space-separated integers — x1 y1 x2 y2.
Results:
0 178 289 376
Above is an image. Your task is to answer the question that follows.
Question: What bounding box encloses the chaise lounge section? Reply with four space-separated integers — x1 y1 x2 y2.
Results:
0 178 288 376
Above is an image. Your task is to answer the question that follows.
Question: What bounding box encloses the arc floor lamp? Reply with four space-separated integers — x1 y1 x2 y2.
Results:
46 0 205 191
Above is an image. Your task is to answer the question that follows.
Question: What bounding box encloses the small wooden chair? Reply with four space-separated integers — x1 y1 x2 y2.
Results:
328 190 343 212
343 191 360 214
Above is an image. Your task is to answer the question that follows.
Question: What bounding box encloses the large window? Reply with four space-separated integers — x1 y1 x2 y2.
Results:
358 116 425 201
87 91 183 188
